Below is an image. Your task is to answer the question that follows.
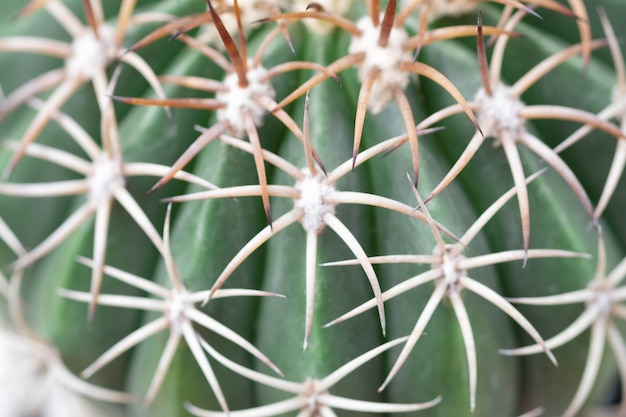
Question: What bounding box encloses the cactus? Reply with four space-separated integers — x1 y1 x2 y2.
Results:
1 0 625 416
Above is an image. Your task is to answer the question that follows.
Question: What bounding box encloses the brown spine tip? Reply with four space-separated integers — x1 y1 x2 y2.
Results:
82 0 100 39
306 2 325 12
264 205 273 231
412 1 429 62
206 0 248 88
378 0 396 47
477 10 492 97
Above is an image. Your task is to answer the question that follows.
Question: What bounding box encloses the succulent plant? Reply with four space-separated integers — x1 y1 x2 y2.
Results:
1 1 625 417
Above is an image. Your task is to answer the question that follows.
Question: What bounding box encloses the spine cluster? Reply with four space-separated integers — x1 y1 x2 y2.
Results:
0 1 625 417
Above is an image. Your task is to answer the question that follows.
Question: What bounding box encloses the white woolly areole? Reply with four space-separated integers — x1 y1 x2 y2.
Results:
216 60 275 138
88 156 124 207
348 16 412 114
303 378 323 413
168 288 192 335
66 25 116 79
441 254 458 286
0 329 108 417
474 83 525 140
433 245 465 293
294 169 336 234
593 288 613 319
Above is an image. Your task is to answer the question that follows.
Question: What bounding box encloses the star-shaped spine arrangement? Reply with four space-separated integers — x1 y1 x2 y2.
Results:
0 0 173 176
166 91 456 349
0 0 625 416
258 0 492 182
186 336 442 417
503 226 626 417
111 0 340 226
0 210 133 417
0 84 216 320
419 8 624 254
58 204 284 413
323 171 588 410
258 0 589 184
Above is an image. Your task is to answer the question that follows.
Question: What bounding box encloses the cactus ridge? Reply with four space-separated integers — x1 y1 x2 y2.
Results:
1 1 626 417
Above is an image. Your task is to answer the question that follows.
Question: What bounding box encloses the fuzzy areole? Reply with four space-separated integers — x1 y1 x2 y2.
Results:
0 1 625 417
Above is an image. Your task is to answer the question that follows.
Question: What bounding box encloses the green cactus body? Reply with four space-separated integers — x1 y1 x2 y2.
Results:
1 1 625 417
